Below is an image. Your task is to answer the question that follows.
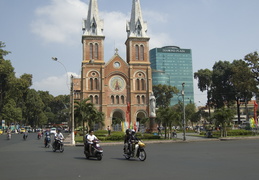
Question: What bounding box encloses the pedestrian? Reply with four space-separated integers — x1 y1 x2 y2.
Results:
157 126 161 136
107 126 111 136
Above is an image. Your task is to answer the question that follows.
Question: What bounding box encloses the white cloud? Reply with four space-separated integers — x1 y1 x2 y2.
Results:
31 0 87 44
32 72 80 96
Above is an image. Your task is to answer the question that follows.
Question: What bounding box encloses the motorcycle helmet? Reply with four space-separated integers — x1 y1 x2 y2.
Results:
126 129 132 135
131 130 135 135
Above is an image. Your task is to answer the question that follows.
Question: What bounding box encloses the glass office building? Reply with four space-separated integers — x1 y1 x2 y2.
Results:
150 46 194 105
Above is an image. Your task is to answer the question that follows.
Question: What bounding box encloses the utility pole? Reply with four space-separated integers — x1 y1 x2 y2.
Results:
182 83 186 141
70 75 75 145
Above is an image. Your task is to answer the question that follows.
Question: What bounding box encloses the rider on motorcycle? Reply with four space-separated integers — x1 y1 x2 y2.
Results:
129 130 138 154
54 129 64 147
87 130 98 155
44 130 51 145
124 129 138 155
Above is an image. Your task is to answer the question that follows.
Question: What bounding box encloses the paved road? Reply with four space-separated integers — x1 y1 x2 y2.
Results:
1 133 259 180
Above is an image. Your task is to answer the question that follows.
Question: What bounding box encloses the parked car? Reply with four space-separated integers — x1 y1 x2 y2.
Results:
50 128 57 134
20 128 26 133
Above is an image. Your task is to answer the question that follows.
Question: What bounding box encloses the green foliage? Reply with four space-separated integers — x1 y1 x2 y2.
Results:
209 130 254 137
153 84 179 108
141 133 161 139
0 42 70 127
74 98 104 136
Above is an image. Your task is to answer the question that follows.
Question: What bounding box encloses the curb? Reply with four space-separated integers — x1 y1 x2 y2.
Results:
63 134 259 147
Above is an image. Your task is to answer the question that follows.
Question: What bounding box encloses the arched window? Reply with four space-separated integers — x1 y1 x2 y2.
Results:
95 95 98 104
90 43 93 59
94 78 98 90
90 78 93 90
137 95 140 104
90 95 93 103
142 96 145 104
140 45 144 60
141 79 145 90
135 45 139 60
121 96 125 104
94 43 98 59
116 96 120 104
111 95 114 104
136 79 140 91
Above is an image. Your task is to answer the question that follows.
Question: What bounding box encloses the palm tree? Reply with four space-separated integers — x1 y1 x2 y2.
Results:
156 107 181 139
212 107 235 137
74 98 104 137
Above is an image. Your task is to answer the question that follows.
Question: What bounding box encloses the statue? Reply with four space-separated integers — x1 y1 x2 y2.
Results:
149 92 156 118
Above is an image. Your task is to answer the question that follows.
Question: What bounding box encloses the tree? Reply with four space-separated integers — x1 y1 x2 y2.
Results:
0 42 14 118
156 107 181 139
230 60 257 123
212 107 235 137
211 61 235 108
185 103 196 128
244 51 259 84
74 98 104 136
153 84 179 108
2 99 22 125
24 89 44 127
194 69 212 115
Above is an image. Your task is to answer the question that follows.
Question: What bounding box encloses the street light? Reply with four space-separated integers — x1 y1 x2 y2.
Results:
182 83 186 141
51 57 69 90
52 57 75 145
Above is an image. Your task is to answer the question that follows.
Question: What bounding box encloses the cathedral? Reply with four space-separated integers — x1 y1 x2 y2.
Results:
74 0 155 131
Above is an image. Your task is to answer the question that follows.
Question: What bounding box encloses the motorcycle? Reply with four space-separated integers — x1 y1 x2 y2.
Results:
7 132 11 140
37 133 42 140
52 139 64 153
123 139 146 161
44 135 51 148
84 139 103 160
23 133 28 140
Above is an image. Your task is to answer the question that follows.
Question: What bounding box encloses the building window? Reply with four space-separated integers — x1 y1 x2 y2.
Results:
142 95 145 104
116 95 120 104
135 45 139 60
111 95 114 104
94 78 98 90
90 95 93 103
141 79 145 90
137 95 140 104
90 43 93 59
140 45 144 60
136 79 140 91
95 95 98 104
121 96 125 104
90 78 93 90
94 43 98 59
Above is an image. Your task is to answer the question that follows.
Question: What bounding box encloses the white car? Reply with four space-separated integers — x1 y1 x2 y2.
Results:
50 128 57 134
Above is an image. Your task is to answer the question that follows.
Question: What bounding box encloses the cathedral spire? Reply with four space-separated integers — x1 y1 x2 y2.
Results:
126 0 148 38
82 0 104 36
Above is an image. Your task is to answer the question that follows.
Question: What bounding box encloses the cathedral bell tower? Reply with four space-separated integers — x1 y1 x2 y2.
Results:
81 0 105 108
125 0 153 130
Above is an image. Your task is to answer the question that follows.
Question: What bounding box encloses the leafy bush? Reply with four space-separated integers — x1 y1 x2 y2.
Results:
136 133 160 139
201 129 254 137
106 131 125 141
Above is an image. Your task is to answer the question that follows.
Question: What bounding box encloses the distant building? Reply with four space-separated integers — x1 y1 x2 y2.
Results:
150 46 194 105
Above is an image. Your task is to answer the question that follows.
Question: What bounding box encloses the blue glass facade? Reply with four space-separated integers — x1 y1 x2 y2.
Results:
150 46 194 105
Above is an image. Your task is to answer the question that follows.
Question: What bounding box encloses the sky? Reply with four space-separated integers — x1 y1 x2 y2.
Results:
1 0 259 106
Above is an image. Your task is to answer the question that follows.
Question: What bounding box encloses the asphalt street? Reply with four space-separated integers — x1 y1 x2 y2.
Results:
1 133 259 180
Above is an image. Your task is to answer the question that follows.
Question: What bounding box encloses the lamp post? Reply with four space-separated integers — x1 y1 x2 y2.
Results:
70 75 75 145
52 57 75 145
182 83 186 141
